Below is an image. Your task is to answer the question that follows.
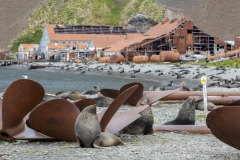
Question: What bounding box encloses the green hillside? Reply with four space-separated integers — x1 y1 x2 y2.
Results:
10 0 165 52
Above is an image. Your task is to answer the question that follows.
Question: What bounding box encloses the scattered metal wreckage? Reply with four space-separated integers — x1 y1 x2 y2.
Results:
1 79 240 150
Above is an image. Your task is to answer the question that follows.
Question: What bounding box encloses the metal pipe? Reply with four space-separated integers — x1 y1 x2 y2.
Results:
145 91 240 105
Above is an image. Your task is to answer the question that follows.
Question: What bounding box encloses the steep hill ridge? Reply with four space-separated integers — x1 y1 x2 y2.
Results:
154 0 240 41
3 0 165 51
0 0 49 50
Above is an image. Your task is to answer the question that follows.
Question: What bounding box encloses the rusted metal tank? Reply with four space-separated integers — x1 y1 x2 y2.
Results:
159 50 180 62
69 52 75 60
98 57 110 63
208 50 240 60
0 49 5 60
132 56 149 63
110 54 125 63
150 55 160 62
74 59 82 63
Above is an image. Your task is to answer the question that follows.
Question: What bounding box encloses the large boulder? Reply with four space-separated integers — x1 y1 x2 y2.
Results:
127 14 157 33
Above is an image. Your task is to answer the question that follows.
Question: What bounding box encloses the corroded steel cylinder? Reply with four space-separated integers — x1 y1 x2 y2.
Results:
150 55 160 62
159 51 180 62
98 57 110 63
74 59 82 63
110 54 125 63
226 50 240 57
132 56 149 63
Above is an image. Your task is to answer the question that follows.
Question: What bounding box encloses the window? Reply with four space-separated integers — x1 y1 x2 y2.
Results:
187 29 192 34
180 36 185 42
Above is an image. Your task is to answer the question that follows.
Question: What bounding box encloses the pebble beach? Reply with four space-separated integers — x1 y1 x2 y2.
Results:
1 61 240 160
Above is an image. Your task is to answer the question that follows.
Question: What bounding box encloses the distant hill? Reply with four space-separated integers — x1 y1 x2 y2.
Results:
4 0 165 52
0 0 49 50
154 0 240 41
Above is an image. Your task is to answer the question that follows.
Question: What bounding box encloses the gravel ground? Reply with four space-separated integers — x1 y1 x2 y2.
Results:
1 62 240 159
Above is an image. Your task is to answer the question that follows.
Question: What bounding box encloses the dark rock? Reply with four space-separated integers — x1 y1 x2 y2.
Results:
127 14 157 33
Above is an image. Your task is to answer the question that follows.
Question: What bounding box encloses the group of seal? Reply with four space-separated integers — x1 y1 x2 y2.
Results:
75 104 124 148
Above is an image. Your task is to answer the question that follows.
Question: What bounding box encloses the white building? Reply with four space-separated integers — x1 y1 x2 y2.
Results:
39 24 141 60
17 44 39 60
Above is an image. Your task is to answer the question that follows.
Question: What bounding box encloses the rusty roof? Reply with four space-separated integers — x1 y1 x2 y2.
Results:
77 43 87 49
145 18 187 35
47 43 65 49
104 35 159 52
46 25 142 48
104 18 188 52
20 44 38 51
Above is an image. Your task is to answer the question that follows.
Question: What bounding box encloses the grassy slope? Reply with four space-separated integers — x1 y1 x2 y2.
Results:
9 0 165 52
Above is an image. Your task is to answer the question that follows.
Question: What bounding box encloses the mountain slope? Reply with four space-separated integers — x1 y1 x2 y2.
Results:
154 0 240 41
8 0 165 52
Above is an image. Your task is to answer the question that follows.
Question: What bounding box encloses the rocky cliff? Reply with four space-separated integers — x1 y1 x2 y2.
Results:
154 0 240 41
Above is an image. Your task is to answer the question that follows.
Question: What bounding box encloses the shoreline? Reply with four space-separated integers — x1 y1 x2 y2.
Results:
1 62 240 159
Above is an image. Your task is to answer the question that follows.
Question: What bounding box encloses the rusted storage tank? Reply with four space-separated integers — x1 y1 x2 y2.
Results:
0 49 5 60
208 55 218 60
110 54 125 63
98 57 110 63
132 56 149 63
150 55 160 62
70 52 75 60
159 50 180 62
74 59 82 63
226 50 240 57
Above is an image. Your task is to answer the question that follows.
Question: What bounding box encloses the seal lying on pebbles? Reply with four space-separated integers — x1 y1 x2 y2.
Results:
82 85 100 96
55 91 86 100
119 97 154 135
163 98 195 125
93 96 114 107
75 104 124 148
194 100 216 111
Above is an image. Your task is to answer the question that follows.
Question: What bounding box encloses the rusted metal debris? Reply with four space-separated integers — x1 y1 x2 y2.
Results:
153 124 211 134
3 79 240 144
206 106 240 150
100 85 139 132
145 90 240 105
0 79 53 142
29 99 80 142
0 79 145 142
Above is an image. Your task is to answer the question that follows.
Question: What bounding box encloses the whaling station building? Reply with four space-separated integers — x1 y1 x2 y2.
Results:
103 17 234 61
17 17 234 62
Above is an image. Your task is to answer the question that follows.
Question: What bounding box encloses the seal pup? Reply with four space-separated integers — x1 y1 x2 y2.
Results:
194 100 216 111
119 97 154 135
93 132 124 148
163 98 195 125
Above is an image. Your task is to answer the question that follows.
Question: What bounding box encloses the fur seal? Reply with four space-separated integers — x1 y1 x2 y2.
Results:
55 91 86 100
93 132 124 148
75 104 101 148
163 98 195 125
194 100 216 111
75 104 124 148
82 86 100 96
93 96 114 107
119 97 154 135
